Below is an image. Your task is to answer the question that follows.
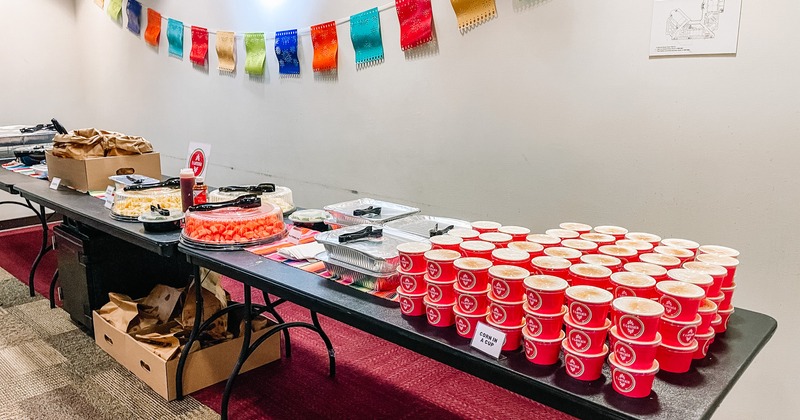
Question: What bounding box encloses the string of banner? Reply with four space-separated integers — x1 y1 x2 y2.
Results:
98 0 499 75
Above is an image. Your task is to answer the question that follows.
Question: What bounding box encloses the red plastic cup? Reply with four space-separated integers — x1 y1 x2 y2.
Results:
609 326 661 370
523 329 565 365
398 271 427 294
426 276 457 305
486 319 525 352
717 307 734 332
711 313 723 333
544 247 583 264
546 228 580 240
667 268 713 296
523 275 569 313
654 246 695 264
454 257 492 291
488 265 530 302
616 239 654 257
487 293 526 326
598 245 638 264
682 261 727 297
608 354 659 398
719 284 736 311
429 234 463 252
459 240 496 259
594 225 629 240
580 254 623 272
579 233 616 247
498 225 531 241
693 327 715 359
397 242 432 274
448 228 481 240
523 304 567 339
610 272 657 299
559 222 593 234
659 314 701 347
565 285 613 328
656 280 705 321
424 296 455 327
698 298 718 331
491 248 532 270
656 340 698 373
624 262 668 282
562 340 609 381
453 307 489 339
569 264 613 290
639 253 681 271
508 241 545 258
454 284 490 315
479 232 513 249
526 234 561 248
397 287 427 316
531 256 572 279
564 314 611 354
424 249 461 281
698 244 740 258
661 238 700 254
612 297 665 341
561 239 599 255
625 232 662 247
471 221 501 234
695 253 739 288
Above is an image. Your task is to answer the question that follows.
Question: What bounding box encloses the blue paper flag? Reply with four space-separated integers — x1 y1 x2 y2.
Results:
167 18 184 58
275 30 300 75
350 8 383 67
126 0 142 35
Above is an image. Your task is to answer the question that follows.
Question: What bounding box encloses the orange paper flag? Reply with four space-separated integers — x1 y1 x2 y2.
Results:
144 9 162 46
310 21 338 72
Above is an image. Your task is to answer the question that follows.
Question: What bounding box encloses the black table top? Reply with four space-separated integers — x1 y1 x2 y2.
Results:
179 245 776 420
14 178 181 256
0 168 26 194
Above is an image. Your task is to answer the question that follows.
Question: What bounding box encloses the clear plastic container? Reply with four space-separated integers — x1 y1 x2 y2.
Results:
324 198 419 227
181 202 285 250
316 252 399 292
384 215 471 238
315 225 428 273
208 185 295 214
111 187 182 222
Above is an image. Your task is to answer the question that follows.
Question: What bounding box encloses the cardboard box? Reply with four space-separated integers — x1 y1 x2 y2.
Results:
46 151 161 192
93 311 281 401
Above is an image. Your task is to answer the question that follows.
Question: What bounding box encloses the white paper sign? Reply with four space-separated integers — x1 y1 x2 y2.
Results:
650 0 742 56
470 322 506 359
104 186 115 209
49 177 61 190
187 142 211 179
286 227 303 245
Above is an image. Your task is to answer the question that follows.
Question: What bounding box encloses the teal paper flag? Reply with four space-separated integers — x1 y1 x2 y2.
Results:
350 8 384 68
167 19 184 58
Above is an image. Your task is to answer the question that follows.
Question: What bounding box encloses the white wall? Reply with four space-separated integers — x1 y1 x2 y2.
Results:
7 0 800 417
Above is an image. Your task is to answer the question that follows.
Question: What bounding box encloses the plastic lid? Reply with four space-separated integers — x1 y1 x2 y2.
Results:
612 297 664 317
661 238 700 250
615 239 653 251
569 263 612 278
524 275 569 292
696 253 740 267
180 168 195 177
639 253 681 267
625 232 661 243
561 239 598 251
423 249 461 262
580 254 622 267
624 262 667 277
545 229 580 239
594 225 628 236
559 222 592 232
598 245 637 257
429 235 463 246
195 176 204 184
531 256 571 270
471 221 501 230
565 285 613 303
526 234 561 245
488 265 530 280
682 261 727 277
397 242 433 254
656 280 705 299
454 257 492 270
498 225 531 236
667 268 713 286
491 248 530 262
508 241 544 254
479 232 513 243
460 240 496 252
654 246 694 259
543 247 582 260
448 228 480 239
698 245 740 257
579 233 616 243
610 272 656 287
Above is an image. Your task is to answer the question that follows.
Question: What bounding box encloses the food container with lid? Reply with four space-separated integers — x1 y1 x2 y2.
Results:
209 183 295 215
137 205 184 233
181 195 286 250
315 225 428 274
288 209 331 230
111 179 182 222
317 252 400 292
324 198 419 227
385 215 471 239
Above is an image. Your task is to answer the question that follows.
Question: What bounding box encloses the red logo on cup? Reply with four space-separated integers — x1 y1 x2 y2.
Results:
565 354 585 377
569 330 591 352
703 338 712 356
456 316 470 335
427 307 441 324
570 302 592 325
679 325 697 345
524 340 537 359
400 275 417 292
616 287 634 298
526 317 543 336
490 304 507 324
428 285 442 302
427 262 442 279
660 295 682 319
527 290 542 310
399 255 413 272
614 342 636 366
189 149 206 177
492 279 510 299
460 295 477 313
613 369 636 393
619 315 645 340
400 297 413 314
458 271 477 289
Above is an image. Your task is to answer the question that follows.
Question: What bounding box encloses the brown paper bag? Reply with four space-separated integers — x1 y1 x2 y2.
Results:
139 284 184 323
52 128 154 159
96 292 140 332
180 269 229 341
134 332 181 361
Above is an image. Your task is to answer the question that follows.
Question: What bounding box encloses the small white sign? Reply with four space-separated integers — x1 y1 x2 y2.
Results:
287 227 303 245
104 186 115 209
49 177 61 190
470 322 506 359
187 142 212 179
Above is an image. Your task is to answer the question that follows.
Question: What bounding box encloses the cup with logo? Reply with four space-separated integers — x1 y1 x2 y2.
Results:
425 275 457 305
424 296 456 327
683 261 727 297
486 318 525 351
697 298 718 331
523 304 566 339
610 272 657 299
609 326 662 370
488 265 530 302
453 306 489 339
523 275 569 314
491 248 533 270
459 240 496 259
471 221 501 234
498 225 531 242
429 234 463 253
594 225 629 240
454 283 490 315
508 241 545 258
523 329 565 365
396 242 432 275
565 285 613 329
397 286 427 317
479 232 513 249
667 268 713 297
423 249 461 281
656 280 705 322
526 233 562 249
624 261 668 282
612 297 664 342
693 327 715 359
608 354 659 398
568 264 613 290
544 247 583 264
564 313 611 354
453 257 492 291
487 292 526 327
717 307 734 333
398 271 427 294
561 339 609 381
561 239 599 255
581 254 623 272
530 256 572 280
659 314 701 347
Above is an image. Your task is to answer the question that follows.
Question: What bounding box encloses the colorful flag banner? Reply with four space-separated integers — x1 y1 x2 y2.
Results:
190 26 209 66
216 31 236 72
311 21 338 72
275 30 300 75
450 0 496 33
107 0 122 21
144 9 162 46
167 19 184 58
126 0 142 35
350 8 384 68
396 0 433 50
245 33 266 75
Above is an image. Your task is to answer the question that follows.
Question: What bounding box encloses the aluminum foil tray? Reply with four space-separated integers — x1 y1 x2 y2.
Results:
315 225 428 274
323 198 419 226
317 252 399 292
385 215 471 239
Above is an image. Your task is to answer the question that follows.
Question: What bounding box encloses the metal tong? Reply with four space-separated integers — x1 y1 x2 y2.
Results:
123 177 180 191
189 194 261 212
338 226 383 243
150 204 171 216
353 206 382 217
218 183 276 193
429 223 455 238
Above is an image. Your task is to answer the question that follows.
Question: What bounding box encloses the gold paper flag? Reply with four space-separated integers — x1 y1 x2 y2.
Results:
450 0 496 33
216 31 236 72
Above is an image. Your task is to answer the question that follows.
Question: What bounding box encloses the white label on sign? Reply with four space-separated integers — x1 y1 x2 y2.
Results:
470 322 506 359
49 178 61 190
104 186 115 209
287 227 303 245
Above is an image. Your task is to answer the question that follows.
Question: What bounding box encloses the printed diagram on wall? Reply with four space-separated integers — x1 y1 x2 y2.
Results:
650 0 742 56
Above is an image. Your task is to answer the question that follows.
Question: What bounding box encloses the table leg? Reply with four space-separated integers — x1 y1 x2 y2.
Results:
26 202 51 297
311 310 336 378
220 285 253 419
263 294 292 358
175 266 204 400
48 270 59 309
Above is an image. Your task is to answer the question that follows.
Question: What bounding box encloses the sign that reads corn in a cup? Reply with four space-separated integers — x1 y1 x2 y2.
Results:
471 322 506 359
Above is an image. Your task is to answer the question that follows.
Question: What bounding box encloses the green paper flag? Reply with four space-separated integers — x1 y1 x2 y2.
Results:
245 33 266 75
107 0 122 20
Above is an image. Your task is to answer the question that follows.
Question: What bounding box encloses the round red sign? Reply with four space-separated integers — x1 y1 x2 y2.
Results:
189 149 205 176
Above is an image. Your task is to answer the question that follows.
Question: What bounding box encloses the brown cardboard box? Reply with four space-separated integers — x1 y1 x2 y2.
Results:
93 311 281 401
46 151 161 192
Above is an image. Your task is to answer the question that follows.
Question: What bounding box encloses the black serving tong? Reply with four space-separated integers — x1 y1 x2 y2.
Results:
126 175 145 185
20 118 68 134
150 204 171 216
189 194 261 212
338 226 383 243
123 177 180 191
218 183 276 193
353 206 381 217
429 223 455 238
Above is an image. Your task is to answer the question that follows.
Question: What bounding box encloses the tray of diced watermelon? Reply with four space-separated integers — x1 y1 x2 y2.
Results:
180 202 286 250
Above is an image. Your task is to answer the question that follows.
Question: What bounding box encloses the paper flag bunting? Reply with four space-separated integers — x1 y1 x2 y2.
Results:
449 0 496 33
350 8 384 67
167 19 184 58
126 0 142 35
275 30 300 75
107 0 122 21
245 33 266 75
216 31 236 72
396 0 433 50
190 26 209 66
311 21 338 72
144 9 162 46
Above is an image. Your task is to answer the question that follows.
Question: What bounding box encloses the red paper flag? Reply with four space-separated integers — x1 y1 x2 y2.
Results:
144 9 161 46
310 21 338 72
190 26 209 66
396 0 433 51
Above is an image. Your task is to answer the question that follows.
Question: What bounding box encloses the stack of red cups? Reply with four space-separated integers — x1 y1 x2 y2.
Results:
695 250 739 333
608 296 664 398
486 265 529 351
521 275 568 365
396 242 432 317
561 285 612 381
453 257 492 339
654 280 705 373
422 249 461 327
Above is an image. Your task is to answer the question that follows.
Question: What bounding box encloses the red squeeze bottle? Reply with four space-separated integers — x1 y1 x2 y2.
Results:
180 168 196 212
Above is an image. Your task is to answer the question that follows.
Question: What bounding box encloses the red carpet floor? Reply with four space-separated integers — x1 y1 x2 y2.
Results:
0 225 574 419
